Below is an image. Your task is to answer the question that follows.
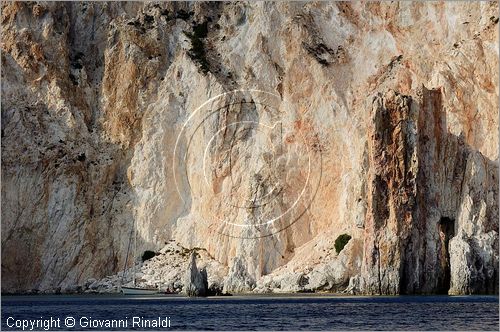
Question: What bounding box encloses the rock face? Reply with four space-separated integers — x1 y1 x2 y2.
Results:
362 88 498 295
183 252 208 297
254 238 363 293
223 257 256 294
1 2 498 295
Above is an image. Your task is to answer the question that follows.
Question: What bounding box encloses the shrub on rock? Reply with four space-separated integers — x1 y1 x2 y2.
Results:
334 234 352 254
142 250 156 262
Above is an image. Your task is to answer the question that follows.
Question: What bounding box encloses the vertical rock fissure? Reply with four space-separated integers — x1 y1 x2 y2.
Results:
437 217 455 294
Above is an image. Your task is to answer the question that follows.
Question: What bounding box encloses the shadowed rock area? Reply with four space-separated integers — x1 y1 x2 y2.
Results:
183 252 208 297
362 87 498 295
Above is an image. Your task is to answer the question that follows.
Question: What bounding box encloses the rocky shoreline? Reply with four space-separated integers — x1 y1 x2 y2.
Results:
6 239 365 296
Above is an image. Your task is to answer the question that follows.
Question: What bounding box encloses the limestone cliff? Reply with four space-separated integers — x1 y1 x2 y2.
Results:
362 88 498 295
1 1 498 294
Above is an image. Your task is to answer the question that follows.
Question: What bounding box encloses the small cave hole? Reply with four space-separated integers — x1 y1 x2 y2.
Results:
437 217 456 294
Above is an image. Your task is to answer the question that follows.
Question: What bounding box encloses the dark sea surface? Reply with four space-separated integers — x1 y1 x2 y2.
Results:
1 294 498 331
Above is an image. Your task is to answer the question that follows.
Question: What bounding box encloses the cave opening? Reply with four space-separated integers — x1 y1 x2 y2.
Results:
437 217 456 294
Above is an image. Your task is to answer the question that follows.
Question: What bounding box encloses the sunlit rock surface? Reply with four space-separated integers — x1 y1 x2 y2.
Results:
1 1 498 294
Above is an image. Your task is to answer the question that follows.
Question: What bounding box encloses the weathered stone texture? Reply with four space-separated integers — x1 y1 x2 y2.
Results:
1 1 498 294
362 87 498 295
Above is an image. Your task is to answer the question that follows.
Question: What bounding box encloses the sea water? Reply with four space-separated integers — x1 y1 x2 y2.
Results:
1 294 498 330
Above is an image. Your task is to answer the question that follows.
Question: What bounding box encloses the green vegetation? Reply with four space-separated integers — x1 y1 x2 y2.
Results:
141 250 157 262
334 234 352 254
184 21 209 73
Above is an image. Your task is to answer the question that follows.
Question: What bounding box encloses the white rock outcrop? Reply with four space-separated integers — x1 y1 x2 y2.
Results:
223 257 256 294
84 242 226 294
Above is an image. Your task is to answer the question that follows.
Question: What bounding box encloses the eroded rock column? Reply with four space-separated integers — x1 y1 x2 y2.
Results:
361 87 498 295
361 90 417 295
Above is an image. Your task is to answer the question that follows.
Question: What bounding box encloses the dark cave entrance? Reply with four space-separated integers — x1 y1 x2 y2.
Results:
437 217 456 294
